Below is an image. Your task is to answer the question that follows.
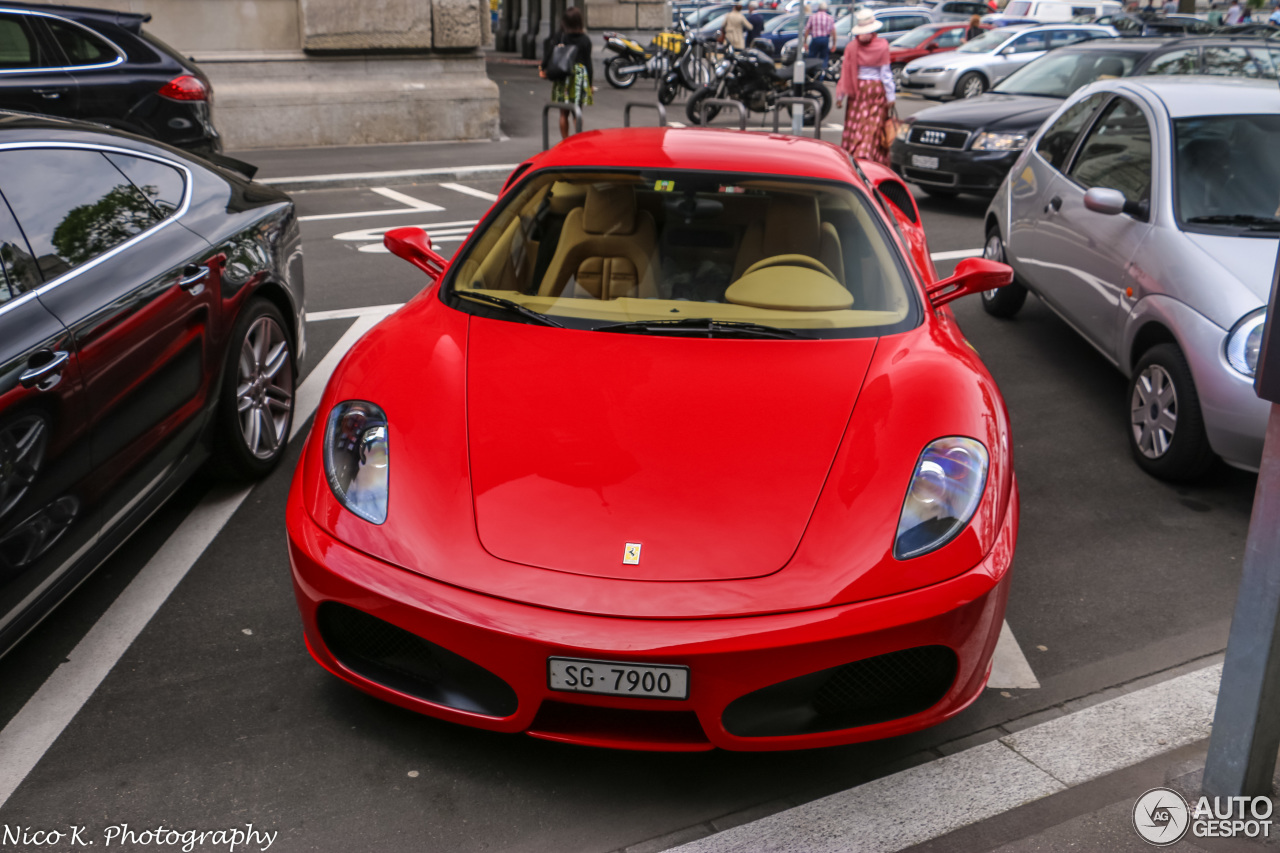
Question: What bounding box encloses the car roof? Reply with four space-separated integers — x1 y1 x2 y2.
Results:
1058 33 1276 51
526 128 860 186
1110 76 1280 117
0 1 150 31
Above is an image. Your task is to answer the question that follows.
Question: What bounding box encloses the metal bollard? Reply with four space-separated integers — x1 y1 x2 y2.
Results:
623 101 668 128
698 98 749 130
541 102 584 151
771 97 824 140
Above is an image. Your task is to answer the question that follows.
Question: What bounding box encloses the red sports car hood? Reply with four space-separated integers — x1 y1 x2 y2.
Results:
466 320 877 581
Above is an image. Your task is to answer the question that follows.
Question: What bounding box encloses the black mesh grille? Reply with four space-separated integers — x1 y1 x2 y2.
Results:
722 645 958 738
877 180 919 224
908 126 969 149
812 646 957 718
317 603 518 717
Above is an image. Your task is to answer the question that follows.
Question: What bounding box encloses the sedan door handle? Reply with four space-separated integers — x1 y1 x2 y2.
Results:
19 350 70 390
31 88 64 100
1044 195 1062 214
179 263 210 289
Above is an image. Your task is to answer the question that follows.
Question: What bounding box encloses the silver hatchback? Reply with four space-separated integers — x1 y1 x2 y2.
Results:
983 76 1278 480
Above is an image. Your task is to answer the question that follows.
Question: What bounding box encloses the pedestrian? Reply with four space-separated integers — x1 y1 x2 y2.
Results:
804 1 836 70
1162 0 1177 14
1269 3 1280 23
724 2 749 49
540 7 593 141
835 7 895 167
965 13 984 39
746 0 767 46
1208 2 1224 25
1225 0 1244 24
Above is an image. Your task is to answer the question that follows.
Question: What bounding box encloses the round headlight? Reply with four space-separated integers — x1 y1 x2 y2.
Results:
323 400 390 524
894 437 989 560
1225 310 1266 377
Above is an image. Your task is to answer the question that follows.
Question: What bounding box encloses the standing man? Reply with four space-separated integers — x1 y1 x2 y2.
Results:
1226 0 1244 23
804 0 836 70
746 1 767 46
1269 2 1280 24
724 2 749 49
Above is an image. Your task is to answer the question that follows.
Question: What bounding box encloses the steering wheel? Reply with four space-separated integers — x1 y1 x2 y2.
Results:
741 254 836 280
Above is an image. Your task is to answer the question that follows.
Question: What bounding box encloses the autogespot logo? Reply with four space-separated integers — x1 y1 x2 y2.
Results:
1134 787 1190 846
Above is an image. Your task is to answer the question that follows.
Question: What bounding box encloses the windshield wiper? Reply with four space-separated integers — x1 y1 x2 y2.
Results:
454 291 565 327
593 317 813 339
1186 214 1280 231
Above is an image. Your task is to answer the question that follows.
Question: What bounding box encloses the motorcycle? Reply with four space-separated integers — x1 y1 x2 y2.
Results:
686 43 832 126
655 27 717 105
601 31 673 89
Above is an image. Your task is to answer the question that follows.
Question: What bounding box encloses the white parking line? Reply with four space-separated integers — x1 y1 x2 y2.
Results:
0 309 394 810
989 620 1040 690
298 186 444 222
440 182 499 202
932 248 985 261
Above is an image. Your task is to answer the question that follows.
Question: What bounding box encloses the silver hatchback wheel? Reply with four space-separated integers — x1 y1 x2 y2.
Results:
1130 363 1177 459
236 316 294 460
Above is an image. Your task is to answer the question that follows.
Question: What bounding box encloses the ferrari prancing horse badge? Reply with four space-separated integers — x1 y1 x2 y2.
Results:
623 542 642 565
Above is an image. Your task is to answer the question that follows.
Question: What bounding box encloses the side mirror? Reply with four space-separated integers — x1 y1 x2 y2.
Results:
384 227 448 281
1083 186 1148 219
926 257 1014 308
926 41 939 50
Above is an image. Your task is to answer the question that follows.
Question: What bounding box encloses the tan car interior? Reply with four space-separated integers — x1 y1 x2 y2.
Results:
454 173 910 324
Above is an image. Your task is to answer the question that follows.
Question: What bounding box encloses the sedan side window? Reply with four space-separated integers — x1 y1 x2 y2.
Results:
0 14 45 70
1048 29 1091 47
104 153 186 217
1202 46 1268 78
43 18 118 67
935 28 966 47
1006 32 1047 54
0 149 167 281
1035 92 1107 170
0 196 41 296
1069 97 1152 210
1145 47 1199 75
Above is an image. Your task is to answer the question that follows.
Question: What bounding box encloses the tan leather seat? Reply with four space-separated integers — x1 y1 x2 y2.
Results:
539 184 658 299
732 193 844 286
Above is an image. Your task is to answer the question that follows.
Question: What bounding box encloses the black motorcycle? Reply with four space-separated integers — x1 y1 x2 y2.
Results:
655 24 717 105
604 14 711 94
686 44 831 126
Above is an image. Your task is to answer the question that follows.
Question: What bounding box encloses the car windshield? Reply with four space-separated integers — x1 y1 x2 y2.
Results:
442 170 919 338
1175 114 1280 233
957 28 1018 53
765 13 795 31
993 50 1139 96
894 24 949 48
1006 0 1032 13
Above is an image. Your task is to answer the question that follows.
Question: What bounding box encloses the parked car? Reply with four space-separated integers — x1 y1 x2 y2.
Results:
1001 0 1121 21
983 77 1278 479
285 127 1021 752
892 36 1280 197
929 0 998 22
697 7 784 39
899 23 1115 99
1109 12 1214 36
0 112 304 657
888 22 973 85
759 6 933 53
0 2 221 154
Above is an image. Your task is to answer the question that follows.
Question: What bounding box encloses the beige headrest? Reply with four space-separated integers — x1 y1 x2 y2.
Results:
762 193 821 258
549 181 588 215
575 256 638 299
583 184 637 236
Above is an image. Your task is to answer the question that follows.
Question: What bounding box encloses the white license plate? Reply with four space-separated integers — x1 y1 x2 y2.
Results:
547 657 689 700
912 154 940 170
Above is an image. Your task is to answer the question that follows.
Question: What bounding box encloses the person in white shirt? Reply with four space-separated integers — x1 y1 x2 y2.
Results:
1225 0 1244 24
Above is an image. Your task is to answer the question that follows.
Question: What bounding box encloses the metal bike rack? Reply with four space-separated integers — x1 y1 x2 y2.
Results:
698 98 748 130
771 97 823 140
624 101 668 128
541 102 583 150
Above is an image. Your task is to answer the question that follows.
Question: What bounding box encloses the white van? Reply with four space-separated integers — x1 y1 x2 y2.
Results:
1000 0 1120 21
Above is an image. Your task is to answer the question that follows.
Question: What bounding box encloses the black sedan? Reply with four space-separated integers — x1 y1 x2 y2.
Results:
0 112 304 657
0 2 220 153
891 36 1280 198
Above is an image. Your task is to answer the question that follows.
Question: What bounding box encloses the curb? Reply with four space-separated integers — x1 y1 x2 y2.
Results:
262 163 521 192
619 659 1224 853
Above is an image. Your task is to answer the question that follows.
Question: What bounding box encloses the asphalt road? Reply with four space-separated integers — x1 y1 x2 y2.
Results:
0 59 1259 853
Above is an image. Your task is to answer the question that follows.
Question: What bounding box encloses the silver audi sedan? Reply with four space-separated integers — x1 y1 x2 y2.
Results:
982 76 1278 480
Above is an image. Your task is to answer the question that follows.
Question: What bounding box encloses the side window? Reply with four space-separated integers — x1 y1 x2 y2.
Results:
0 149 166 281
1069 97 1152 210
0 13 44 70
1202 46 1267 78
0 196 40 299
1036 92 1107 170
1007 32 1048 54
43 18 117 67
1145 47 1199 75
104 153 186 217
936 28 966 47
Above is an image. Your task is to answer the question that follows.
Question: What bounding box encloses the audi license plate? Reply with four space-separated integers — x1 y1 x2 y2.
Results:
911 154 940 170
548 657 689 700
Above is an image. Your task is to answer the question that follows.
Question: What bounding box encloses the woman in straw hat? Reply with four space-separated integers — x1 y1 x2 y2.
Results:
835 8 895 166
